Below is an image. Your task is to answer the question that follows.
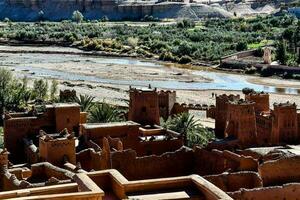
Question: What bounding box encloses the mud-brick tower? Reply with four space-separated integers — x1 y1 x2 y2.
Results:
158 90 176 120
271 102 298 144
215 94 240 138
245 92 270 114
39 130 76 167
225 100 257 147
128 87 160 125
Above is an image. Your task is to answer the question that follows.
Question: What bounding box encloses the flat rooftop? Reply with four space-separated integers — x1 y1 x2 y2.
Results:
82 121 140 129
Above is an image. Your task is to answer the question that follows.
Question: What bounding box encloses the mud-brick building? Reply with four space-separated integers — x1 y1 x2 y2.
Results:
214 94 240 138
128 87 160 125
225 100 257 147
209 92 300 149
4 103 86 163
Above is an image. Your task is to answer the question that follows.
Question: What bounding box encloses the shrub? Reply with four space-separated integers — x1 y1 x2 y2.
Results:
260 66 273 77
178 55 192 64
72 10 84 23
245 66 256 74
236 41 248 51
127 37 139 48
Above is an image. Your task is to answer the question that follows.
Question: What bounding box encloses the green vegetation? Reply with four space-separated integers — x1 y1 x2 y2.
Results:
0 15 297 64
88 102 126 123
275 20 300 66
162 112 215 147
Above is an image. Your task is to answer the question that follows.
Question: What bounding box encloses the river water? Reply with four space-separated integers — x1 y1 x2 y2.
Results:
1 49 300 95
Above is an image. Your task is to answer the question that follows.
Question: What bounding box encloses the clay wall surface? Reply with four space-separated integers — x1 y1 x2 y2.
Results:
54 105 81 134
204 171 263 192
110 147 194 180
171 103 189 115
245 93 270 113
229 183 300 200
39 138 76 166
225 101 257 147
82 122 140 148
4 112 55 163
137 138 183 156
128 89 160 125
271 103 298 144
259 155 300 187
193 148 227 176
255 114 272 145
158 90 176 119
215 94 240 138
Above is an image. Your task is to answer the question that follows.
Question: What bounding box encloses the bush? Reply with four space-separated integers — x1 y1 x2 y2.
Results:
159 51 175 62
236 41 248 51
72 10 84 23
260 66 273 77
178 55 192 64
242 87 254 95
245 66 256 74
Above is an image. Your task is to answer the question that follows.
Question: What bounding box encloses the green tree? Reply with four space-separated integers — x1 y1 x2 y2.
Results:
32 79 48 100
276 40 288 65
50 79 58 101
162 112 214 147
88 102 124 123
0 68 13 114
72 10 84 23
74 94 95 112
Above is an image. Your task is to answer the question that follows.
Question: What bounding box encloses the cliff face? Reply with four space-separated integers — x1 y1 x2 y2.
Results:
0 0 232 21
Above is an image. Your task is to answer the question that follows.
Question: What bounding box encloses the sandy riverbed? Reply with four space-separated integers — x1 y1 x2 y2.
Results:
1 45 300 126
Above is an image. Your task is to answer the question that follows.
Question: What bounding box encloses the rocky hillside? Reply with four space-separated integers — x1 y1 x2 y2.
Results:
0 0 233 21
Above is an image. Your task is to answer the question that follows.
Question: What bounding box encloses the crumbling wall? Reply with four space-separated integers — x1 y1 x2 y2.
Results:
230 183 300 200
204 171 262 192
259 156 300 186
111 147 194 180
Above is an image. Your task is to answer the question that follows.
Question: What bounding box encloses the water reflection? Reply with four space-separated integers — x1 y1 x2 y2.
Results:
12 65 300 95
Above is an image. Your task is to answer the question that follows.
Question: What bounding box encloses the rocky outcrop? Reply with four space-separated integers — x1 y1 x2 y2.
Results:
0 0 232 21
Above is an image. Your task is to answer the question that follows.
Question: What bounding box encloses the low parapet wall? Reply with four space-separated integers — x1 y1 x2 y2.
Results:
229 183 300 200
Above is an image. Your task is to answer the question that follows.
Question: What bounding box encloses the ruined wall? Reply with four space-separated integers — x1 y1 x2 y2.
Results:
4 109 55 163
194 148 227 176
204 171 262 192
137 138 183 156
110 147 194 180
82 122 140 150
259 156 300 187
39 138 76 166
230 183 300 200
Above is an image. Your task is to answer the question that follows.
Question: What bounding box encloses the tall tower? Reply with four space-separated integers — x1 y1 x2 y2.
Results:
245 92 270 114
158 90 176 120
271 102 298 144
215 94 240 138
128 87 160 125
225 100 257 147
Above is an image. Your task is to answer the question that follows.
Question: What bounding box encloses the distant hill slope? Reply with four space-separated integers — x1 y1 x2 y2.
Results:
0 0 233 21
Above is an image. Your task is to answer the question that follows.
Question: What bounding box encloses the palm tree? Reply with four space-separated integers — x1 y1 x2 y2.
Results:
74 94 95 112
162 112 214 147
88 102 124 123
